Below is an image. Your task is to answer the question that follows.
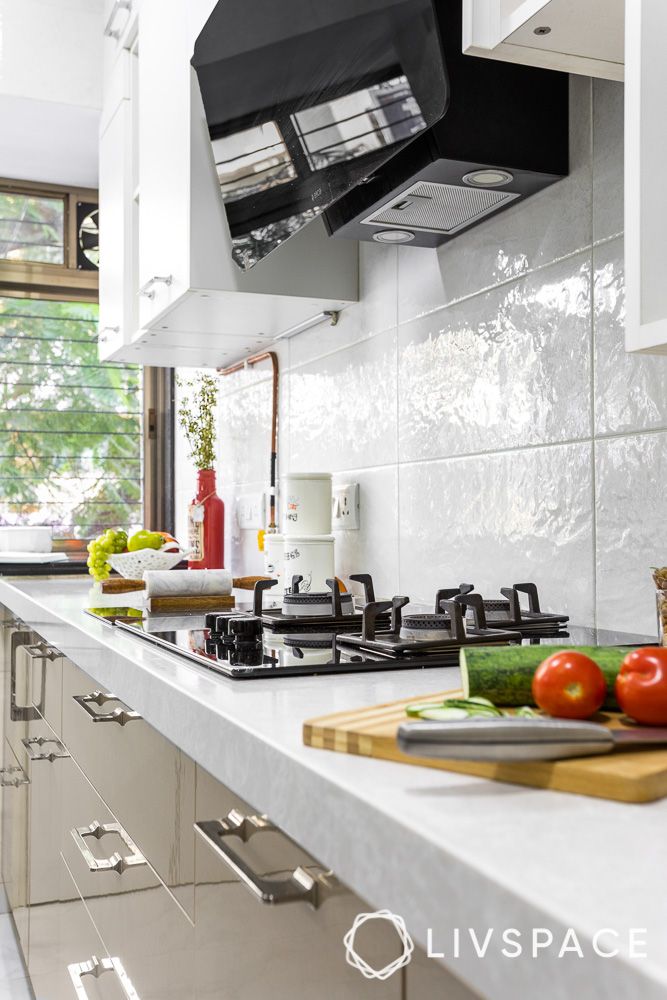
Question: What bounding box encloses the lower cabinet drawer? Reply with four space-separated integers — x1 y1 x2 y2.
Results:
1 736 29 957
194 766 402 999
61 656 195 915
30 857 116 1000
62 753 196 1000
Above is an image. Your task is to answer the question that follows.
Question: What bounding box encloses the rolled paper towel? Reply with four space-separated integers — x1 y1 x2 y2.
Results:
143 569 233 598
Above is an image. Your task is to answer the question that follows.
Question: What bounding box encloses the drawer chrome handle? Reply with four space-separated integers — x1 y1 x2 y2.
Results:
0 765 29 788
98 325 120 343
196 811 332 907
71 821 147 874
23 643 60 662
21 736 70 763
138 274 173 299
73 691 141 726
11 631 43 722
69 955 139 999
103 0 131 39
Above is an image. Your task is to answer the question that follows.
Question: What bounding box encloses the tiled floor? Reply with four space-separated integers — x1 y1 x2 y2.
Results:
0 885 32 1000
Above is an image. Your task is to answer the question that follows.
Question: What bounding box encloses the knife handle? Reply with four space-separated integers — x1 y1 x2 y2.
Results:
397 718 615 762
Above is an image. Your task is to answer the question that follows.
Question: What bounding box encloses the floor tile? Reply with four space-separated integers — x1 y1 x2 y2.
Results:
0 914 27 984
0 977 33 999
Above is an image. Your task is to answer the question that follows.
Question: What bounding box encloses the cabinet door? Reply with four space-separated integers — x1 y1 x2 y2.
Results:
99 82 135 361
103 0 138 88
61 656 195 916
1 737 29 957
194 766 402 999
62 758 195 1000
406 945 483 999
138 0 191 326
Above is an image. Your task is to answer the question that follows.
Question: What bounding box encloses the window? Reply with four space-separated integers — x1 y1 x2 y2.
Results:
0 296 144 538
0 191 65 265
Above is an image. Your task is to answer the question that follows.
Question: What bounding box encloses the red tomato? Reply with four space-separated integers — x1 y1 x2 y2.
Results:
615 648 667 726
532 651 607 719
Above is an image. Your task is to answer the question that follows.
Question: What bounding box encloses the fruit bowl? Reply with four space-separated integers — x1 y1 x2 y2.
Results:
108 544 188 579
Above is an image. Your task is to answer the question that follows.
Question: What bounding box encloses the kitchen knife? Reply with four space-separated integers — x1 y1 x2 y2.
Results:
396 717 667 762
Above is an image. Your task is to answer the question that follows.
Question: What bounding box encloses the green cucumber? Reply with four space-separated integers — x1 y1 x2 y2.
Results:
460 646 634 710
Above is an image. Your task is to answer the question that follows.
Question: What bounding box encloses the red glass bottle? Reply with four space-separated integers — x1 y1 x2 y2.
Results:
188 468 225 569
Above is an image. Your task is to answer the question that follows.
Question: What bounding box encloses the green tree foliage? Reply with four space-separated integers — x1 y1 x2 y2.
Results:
0 297 143 538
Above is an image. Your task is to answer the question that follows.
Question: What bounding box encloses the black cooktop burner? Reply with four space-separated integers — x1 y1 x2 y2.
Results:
256 574 391 633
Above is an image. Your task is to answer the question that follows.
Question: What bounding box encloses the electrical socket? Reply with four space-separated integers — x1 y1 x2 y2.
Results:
236 492 265 530
332 483 360 530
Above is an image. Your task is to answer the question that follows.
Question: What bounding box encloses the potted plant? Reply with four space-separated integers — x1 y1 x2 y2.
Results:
177 372 224 569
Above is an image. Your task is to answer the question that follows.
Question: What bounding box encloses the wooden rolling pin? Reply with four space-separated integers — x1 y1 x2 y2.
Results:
101 575 272 595
149 594 236 612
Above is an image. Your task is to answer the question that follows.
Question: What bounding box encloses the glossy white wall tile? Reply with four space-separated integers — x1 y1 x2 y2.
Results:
595 433 667 634
592 80 624 244
398 443 595 622
288 331 398 473
398 253 592 462
174 75 667 636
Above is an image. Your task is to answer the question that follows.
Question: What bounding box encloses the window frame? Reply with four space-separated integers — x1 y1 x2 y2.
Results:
0 176 99 302
0 177 174 536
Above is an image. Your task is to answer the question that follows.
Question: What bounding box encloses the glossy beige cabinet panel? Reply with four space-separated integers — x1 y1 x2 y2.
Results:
194 765 402 1000
61 745 196 1000
1 736 29 955
406 945 483 999
30 857 117 1000
61 656 195 915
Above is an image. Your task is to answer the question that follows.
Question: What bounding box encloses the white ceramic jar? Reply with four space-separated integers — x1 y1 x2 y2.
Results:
282 473 332 536
282 535 335 593
263 532 284 587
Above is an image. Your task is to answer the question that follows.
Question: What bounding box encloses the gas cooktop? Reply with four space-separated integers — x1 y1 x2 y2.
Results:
84 576 652 681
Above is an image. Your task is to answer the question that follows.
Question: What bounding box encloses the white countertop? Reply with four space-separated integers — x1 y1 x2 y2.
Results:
2 576 666 1000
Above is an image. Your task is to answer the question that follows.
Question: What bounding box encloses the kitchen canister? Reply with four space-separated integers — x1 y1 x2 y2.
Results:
282 535 335 593
263 532 284 587
282 473 332 536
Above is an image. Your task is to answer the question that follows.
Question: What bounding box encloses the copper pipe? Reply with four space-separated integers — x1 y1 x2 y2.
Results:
217 351 279 530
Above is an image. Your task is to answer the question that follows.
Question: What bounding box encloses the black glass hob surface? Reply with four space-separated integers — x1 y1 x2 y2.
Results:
84 606 653 681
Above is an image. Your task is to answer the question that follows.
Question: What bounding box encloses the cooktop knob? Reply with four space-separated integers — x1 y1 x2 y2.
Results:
214 614 234 638
205 612 220 632
229 616 263 642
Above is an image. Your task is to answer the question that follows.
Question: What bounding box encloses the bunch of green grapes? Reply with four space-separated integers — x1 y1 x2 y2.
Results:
87 529 128 582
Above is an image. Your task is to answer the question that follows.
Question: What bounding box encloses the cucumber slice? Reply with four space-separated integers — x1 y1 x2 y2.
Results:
405 701 447 718
418 707 469 721
466 696 495 707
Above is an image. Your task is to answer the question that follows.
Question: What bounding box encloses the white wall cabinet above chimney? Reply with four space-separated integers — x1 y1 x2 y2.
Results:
100 0 358 368
463 0 624 81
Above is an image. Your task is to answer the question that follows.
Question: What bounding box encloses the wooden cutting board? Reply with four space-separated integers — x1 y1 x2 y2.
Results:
303 688 667 804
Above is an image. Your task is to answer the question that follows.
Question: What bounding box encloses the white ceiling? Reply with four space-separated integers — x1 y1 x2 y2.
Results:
0 0 103 187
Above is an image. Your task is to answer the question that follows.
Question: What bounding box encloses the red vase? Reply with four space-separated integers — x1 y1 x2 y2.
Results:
187 468 225 569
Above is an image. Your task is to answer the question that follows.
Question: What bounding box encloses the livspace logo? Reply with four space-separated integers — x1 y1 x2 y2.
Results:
344 914 648 980
344 911 415 980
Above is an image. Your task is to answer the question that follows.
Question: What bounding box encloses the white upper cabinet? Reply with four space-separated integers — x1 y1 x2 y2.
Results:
625 0 667 354
463 0 624 81
129 0 358 368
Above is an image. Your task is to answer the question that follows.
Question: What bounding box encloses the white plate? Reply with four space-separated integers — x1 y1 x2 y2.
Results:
0 551 69 564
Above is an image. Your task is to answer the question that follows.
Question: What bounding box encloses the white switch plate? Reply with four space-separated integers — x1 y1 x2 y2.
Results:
236 492 265 530
332 483 360 530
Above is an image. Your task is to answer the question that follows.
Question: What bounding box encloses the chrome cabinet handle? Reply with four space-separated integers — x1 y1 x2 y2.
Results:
73 691 141 726
69 955 139 1000
0 765 29 788
71 821 147 874
1 618 25 630
21 736 70 762
11 631 43 721
138 274 173 299
23 643 59 662
103 0 131 39
98 325 120 344
195 811 333 908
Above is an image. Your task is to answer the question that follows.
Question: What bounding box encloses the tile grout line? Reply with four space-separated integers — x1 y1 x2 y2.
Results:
225 423 667 491
589 79 599 630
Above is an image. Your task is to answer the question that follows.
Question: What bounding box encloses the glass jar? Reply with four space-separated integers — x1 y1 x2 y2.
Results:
656 589 667 645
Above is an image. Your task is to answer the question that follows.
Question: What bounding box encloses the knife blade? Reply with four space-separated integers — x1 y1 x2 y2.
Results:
396 717 667 762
